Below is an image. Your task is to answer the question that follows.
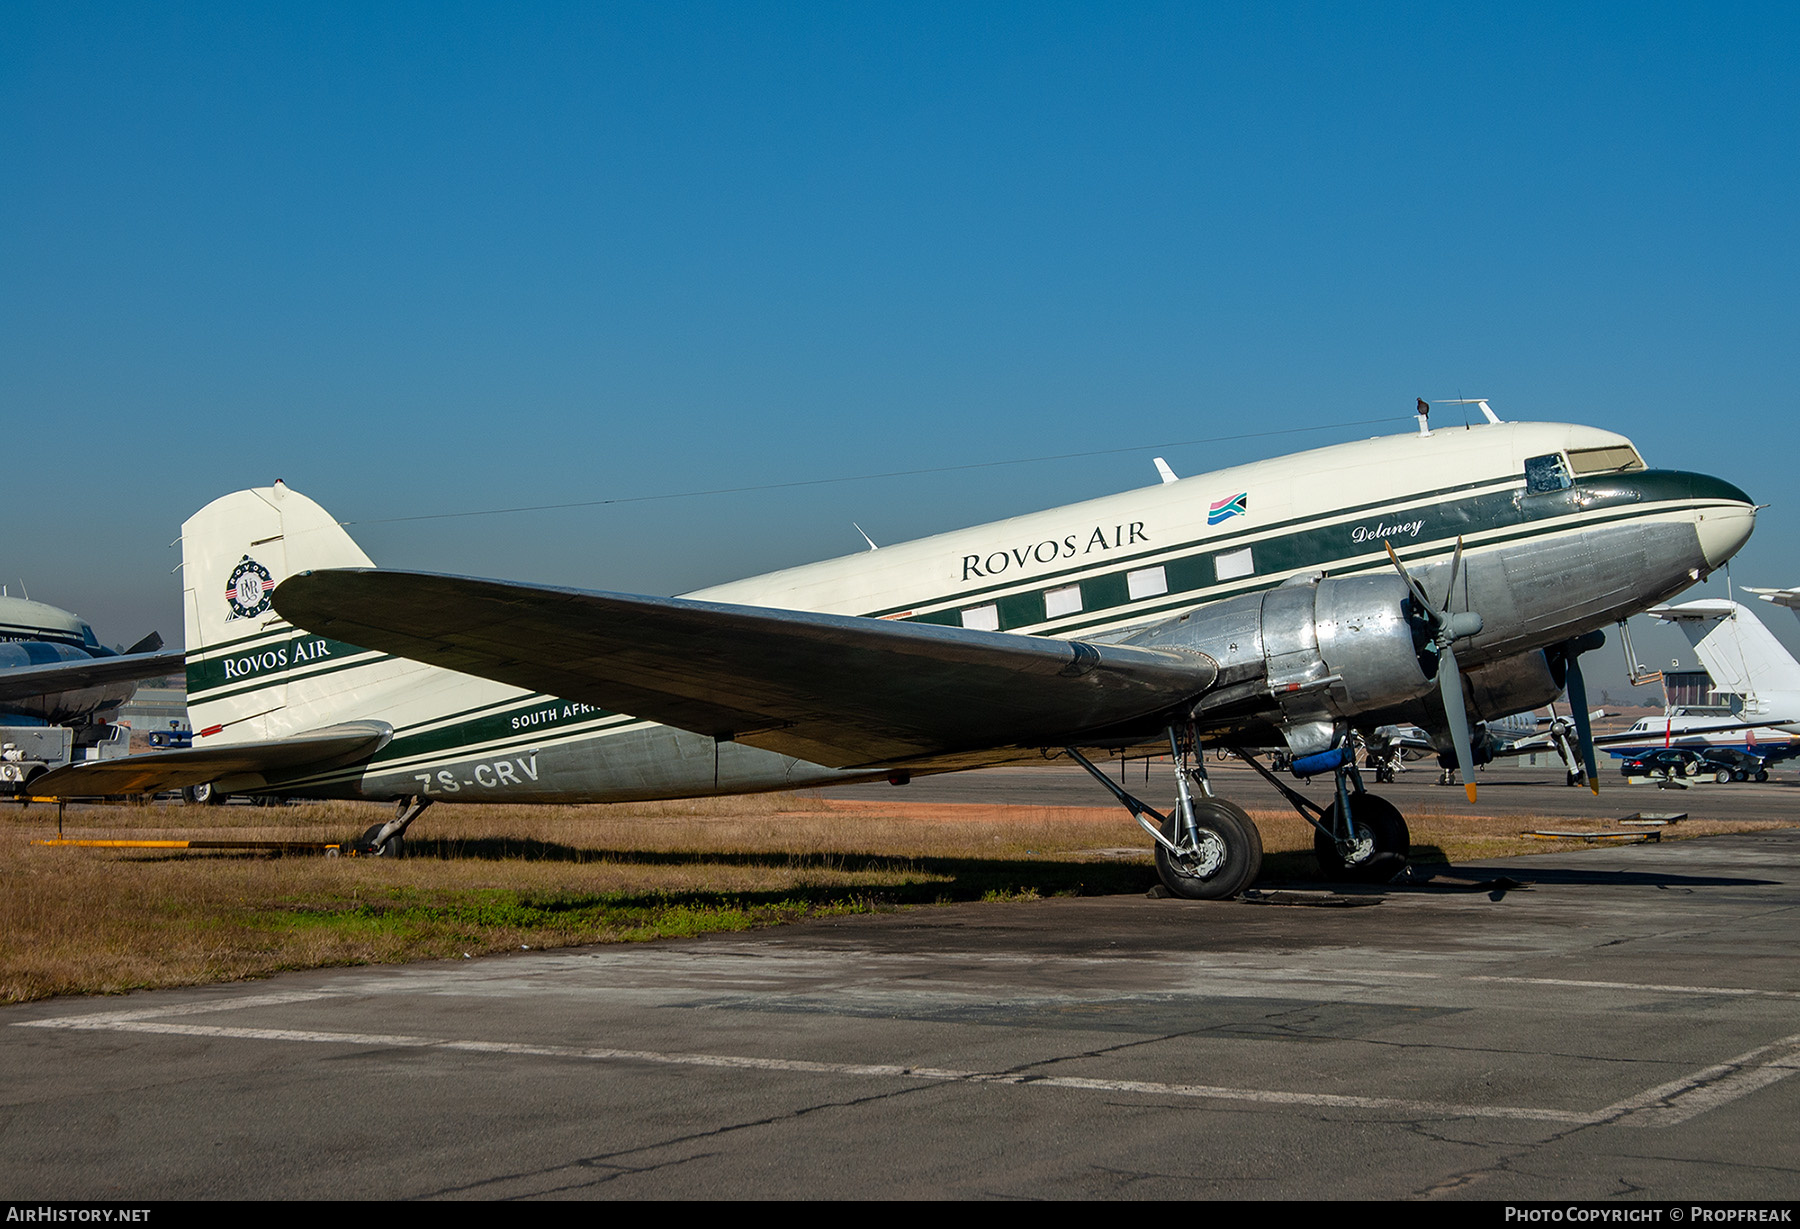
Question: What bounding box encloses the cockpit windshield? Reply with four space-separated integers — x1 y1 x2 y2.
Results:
1523 453 1574 494
1567 445 1646 475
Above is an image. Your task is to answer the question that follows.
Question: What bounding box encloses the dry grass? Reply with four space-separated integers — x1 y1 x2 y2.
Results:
3 792 1790 1004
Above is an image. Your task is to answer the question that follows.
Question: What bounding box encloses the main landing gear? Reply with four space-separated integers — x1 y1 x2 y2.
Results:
1066 728 1262 899
1068 729 1412 898
1240 745 1410 882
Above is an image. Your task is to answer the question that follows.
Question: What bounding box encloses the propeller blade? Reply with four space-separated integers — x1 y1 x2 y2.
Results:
1564 650 1600 795
1441 536 1465 612
1383 540 1434 615
1438 641 1478 803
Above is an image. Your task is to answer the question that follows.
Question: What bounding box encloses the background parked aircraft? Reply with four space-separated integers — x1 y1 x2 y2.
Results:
1599 597 1800 770
0 594 181 727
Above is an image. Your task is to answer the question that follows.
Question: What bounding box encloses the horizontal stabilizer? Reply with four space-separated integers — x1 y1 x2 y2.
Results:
0 650 186 705
29 721 393 797
274 570 1219 768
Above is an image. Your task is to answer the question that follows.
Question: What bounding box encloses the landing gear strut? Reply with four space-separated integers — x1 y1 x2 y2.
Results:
1066 727 1262 900
1236 745 1410 882
353 795 433 857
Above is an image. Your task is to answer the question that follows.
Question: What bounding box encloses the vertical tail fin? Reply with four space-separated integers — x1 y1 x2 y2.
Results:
181 483 379 743
1648 600 1800 700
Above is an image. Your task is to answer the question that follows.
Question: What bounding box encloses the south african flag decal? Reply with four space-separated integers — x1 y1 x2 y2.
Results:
1208 492 1248 525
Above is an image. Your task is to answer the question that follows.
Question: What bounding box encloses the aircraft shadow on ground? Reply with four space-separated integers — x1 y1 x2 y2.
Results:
120 836 1781 904
402 835 1163 901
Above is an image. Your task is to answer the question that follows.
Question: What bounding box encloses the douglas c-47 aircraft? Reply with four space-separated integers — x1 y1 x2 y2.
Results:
36 408 1756 898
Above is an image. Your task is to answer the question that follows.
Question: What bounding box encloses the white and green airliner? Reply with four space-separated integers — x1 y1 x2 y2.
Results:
40 408 1756 897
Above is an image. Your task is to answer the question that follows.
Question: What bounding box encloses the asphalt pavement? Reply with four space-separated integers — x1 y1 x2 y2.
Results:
6 818 1800 1199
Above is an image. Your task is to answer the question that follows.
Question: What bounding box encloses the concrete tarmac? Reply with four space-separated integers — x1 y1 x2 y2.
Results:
815 758 1800 825
6 823 1800 1199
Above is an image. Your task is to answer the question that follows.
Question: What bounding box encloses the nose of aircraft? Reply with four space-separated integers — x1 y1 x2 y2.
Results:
1682 472 1757 570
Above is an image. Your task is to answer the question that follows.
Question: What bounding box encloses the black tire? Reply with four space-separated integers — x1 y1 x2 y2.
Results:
184 782 226 806
356 822 405 858
1716 769 1733 785
1314 792 1411 882
1154 798 1262 900
1757 770 1770 783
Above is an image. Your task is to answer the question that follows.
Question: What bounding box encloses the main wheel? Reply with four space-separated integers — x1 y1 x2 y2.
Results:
184 781 226 806
1314 792 1411 882
1154 798 1262 900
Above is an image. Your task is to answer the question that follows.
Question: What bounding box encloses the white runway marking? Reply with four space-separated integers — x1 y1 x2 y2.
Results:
19 997 1800 1128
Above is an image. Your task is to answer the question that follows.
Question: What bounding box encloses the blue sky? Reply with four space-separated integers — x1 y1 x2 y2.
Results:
4 2 1797 693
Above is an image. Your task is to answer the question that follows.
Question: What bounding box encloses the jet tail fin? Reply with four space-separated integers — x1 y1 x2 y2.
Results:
1648 600 1800 698
124 631 164 655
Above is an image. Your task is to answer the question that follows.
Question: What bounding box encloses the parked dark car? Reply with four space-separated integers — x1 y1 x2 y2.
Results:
1698 748 1769 783
1620 748 1707 780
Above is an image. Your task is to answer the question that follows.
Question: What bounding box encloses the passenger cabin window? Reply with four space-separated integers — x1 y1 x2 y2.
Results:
1567 445 1646 475
1523 453 1573 494
1126 566 1169 600
961 603 1000 632
1215 547 1255 581
1044 584 1083 619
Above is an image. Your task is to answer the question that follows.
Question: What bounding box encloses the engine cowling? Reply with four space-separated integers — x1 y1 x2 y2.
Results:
1362 649 1564 737
1125 574 1437 754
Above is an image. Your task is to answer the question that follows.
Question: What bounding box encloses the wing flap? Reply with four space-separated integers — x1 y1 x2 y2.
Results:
29 721 393 796
274 570 1217 767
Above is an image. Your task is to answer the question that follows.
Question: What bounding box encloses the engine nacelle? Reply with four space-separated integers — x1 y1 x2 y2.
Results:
1364 649 1564 735
1462 651 1565 724
1126 574 1436 752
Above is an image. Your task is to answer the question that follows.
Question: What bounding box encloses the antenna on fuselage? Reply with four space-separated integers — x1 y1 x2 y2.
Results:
1415 398 1431 437
853 523 879 551
1153 457 1179 484
1434 398 1502 424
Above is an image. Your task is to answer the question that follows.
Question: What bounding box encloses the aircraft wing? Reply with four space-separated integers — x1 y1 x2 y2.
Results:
274 570 1221 768
0 649 185 706
1480 718 1800 760
28 721 393 796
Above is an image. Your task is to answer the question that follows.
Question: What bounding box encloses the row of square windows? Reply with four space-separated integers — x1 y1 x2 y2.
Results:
954 545 1255 632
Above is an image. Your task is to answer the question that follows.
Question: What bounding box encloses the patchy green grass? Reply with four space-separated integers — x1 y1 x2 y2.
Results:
6 790 1790 1003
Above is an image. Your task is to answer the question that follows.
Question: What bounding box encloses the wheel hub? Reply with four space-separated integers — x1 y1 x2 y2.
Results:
1336 823 1375 867
1176 826 1227 878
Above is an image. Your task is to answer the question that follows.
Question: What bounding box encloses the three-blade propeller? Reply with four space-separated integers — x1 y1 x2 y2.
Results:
1386 540 1485 802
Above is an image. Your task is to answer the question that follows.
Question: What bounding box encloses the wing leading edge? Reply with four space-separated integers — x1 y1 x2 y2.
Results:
0 649 186 706
274 569 1219 768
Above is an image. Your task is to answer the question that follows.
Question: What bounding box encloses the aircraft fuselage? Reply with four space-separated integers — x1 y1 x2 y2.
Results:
180 420 1755 802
